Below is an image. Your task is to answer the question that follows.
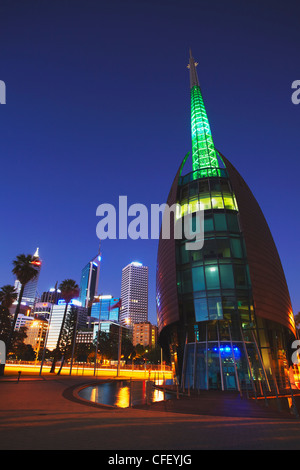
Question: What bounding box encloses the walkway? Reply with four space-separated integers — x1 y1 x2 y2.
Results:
1 373 300 450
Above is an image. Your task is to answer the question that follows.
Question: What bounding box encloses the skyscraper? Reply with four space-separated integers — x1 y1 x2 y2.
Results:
91 295 121 323
14 248 42 307
156 51 296 392
79 252 101 309
120 262 148 328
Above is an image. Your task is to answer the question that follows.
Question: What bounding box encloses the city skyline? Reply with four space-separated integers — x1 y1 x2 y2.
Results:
0 1 299 328
1 0 300 453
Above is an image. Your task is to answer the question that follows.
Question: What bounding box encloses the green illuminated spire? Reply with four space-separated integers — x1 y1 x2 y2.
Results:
188 50 219 176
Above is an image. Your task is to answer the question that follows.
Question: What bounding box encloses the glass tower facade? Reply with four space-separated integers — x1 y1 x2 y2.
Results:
156 52 297 394
91 296 120 323
176 157 257 391
79 254 101 309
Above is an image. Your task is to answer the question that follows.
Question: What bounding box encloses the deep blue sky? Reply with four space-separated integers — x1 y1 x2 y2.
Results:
0 0 299 325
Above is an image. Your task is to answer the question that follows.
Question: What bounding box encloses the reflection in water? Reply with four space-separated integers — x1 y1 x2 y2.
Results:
79 380 172 408
115 385 130 408
90 386 98 403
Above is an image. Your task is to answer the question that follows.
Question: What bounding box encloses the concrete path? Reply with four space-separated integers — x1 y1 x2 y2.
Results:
1 374 300 450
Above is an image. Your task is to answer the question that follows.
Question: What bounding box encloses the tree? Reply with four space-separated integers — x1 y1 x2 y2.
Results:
143 345 162 364
50 279 79 374
0 280 28 376
0 284 18 309
0 306 12 344
95 330 117 362
9 326 29 359
76 342 93 363
8 254 39 351
121 336 135 362
13 342 35 362
0 284 17 346
60 306 77 361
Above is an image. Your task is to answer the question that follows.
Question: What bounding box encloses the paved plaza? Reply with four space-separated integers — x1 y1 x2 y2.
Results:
1 371 300 450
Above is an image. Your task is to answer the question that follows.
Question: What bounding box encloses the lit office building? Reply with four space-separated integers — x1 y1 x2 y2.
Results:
46 303 88 351
79 253 101 309
40 288 62 304
24 317 48 355
133 322 158 348
120 262 148 328
14 313 35 330
156 51 297 392
91 295 121 323
33 302 52 320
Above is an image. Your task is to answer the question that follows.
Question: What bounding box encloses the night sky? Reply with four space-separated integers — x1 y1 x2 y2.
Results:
0 0 299 325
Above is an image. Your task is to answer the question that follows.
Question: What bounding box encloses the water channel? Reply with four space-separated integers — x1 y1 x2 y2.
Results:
78 379 173 408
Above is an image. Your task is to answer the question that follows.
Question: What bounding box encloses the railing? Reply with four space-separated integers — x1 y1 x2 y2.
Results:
179 167 228 186
6 360 172 372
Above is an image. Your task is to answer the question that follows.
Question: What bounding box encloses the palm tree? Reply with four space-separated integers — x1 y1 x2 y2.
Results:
0 285 18 309
50 279 79 374
0 284 18 375
8 254 39 351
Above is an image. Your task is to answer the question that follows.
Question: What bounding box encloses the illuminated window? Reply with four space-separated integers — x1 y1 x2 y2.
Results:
194 298 209 322
211 196 224 209
223 196 236 210
199 197 211 211
205 265 220 290
208 297 223 319
188 197 199 214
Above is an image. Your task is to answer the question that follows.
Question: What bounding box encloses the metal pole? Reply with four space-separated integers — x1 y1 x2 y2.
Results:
228 324 242 397
206 323 209 390
181 333 188 391
117 323 122 377
193 333 197 390
251 330 271 392
240 324 257 400
129 378 132 407
69 309 78 375
267 350 281 411
217 322 224 391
